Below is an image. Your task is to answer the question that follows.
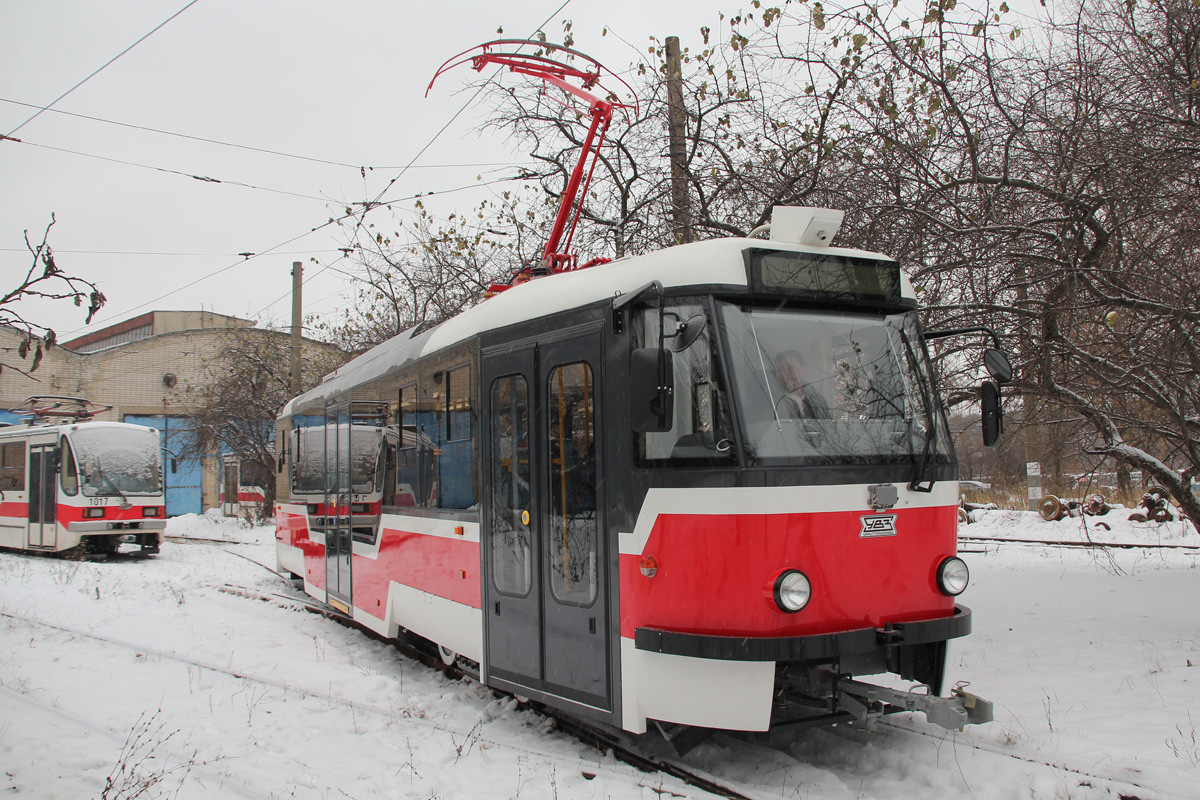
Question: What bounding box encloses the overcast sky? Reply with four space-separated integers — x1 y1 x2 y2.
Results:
1 0 738 342
3 1 1051 346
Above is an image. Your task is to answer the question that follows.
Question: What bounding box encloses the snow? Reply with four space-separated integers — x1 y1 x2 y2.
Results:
2 508 1198 799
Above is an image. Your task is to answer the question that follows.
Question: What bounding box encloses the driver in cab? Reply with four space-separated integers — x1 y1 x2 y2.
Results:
772 350 831 419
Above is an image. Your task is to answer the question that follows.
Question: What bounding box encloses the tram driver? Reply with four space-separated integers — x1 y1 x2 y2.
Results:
771 350 831 420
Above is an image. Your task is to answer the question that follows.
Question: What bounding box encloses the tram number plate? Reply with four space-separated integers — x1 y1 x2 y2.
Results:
859 514 898 538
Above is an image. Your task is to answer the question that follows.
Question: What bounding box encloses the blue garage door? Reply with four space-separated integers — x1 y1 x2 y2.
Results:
124 415 204 517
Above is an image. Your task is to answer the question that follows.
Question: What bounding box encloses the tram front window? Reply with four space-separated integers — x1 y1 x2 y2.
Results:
67 427 162 496
719 305 952 465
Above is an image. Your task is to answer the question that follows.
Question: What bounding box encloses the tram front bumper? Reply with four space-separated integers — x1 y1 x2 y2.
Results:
67 520 167 533
633 605 972 662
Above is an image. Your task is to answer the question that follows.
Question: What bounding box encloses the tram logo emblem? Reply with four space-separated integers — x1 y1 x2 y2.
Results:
859 514 898 538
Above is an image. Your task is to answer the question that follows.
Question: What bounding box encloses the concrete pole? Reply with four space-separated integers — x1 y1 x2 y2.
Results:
665 36 692 244
290 261 302 397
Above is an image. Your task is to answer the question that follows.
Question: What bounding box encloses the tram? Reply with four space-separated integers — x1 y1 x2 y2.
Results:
275 202 1011 737
276 41 1010 740
0 396 166 556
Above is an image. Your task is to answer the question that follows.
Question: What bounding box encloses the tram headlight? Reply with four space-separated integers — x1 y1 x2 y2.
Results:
84 507 105 519
937 557 970 596
773 569 811 613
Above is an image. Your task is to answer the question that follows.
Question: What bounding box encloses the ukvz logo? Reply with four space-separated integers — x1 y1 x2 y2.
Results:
860 514 898 538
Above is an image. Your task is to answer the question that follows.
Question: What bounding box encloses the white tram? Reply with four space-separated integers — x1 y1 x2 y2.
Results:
275 207 1010 739
0 397 166 557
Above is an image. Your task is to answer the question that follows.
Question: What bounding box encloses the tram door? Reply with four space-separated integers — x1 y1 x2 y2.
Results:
325 404 353 607
482 332 610 710
27 444 57 548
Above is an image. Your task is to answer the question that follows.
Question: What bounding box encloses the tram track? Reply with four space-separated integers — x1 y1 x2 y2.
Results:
210 549 1180 800
4 577 1180 800
205 574 1172 800
0 606 753 799
957 534 1200 551
875 719 1155 800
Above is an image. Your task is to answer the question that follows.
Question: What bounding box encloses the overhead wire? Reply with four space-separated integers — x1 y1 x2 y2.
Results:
52 0 577 338
3 0 202 139
8 137 333 203
55 174 527 336
1 96 534 173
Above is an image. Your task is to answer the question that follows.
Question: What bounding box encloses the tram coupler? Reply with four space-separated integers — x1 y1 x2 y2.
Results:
834 677 993 730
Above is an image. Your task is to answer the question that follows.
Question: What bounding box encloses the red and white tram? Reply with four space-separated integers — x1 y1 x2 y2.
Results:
275 204 1010 738
0 397 166 557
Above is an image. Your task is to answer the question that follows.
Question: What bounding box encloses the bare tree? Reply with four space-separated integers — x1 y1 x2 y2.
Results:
726 0 1200 524
184 327 348 520
2 215 105 374
328 2 1200 525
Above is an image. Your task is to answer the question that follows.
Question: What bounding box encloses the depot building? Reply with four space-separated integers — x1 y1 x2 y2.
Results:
0 311 342 516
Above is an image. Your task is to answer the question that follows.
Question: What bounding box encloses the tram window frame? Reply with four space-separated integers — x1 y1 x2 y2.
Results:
60 439 79 496
435 361 477 510
0 441 26 491
631 296 737 466
393 381 429 509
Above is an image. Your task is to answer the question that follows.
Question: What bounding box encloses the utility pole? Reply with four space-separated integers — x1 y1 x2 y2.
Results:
665 35 692 244
290 261 302 397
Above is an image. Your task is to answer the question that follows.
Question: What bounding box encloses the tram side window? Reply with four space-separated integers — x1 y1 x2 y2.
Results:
548 361 598 606
60 441 79 496
438 364 477 510
0 442 25 490
489 375 532 596
634 300 736 464
395 383 432 508
291 415 327 495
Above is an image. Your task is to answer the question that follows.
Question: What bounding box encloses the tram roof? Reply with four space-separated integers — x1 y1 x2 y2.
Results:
284 236 904 414
0 419 159 439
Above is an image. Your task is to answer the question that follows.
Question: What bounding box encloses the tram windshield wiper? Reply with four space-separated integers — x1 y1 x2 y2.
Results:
92 457 132 508
899 328 938 492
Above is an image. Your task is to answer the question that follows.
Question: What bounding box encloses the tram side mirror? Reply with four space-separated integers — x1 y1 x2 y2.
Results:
630 348 675 432
983 348 1013 384
981 380 1003 447
669 313 709 352
171 458 178 474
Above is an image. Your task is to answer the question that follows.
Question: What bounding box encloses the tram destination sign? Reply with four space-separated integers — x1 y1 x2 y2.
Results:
745 248 902 303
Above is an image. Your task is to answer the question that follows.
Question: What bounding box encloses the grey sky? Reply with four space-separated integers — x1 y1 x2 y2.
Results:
1 0 727 341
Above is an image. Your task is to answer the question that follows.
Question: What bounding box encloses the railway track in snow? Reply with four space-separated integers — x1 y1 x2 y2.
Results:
957 534 1199 551
209 549 1178 800
876 718 1154 800
0 605 748 799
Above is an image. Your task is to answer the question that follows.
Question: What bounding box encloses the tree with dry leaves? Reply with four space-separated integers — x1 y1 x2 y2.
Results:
2 215 105 375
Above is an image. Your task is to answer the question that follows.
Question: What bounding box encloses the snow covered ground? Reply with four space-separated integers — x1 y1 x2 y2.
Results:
1 507 1197 799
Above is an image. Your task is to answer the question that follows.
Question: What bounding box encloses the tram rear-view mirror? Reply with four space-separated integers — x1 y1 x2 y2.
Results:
630 348 674 433
981 380 1003 447
983 348 1013 384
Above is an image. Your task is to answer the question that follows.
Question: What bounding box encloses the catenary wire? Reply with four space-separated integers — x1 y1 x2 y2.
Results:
2 0 203 139
54 0 576 337
54 174 526 337
0 95 534 173
9 137 332 203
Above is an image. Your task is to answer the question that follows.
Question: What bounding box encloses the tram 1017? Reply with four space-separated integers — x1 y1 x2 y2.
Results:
0 396 166 557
